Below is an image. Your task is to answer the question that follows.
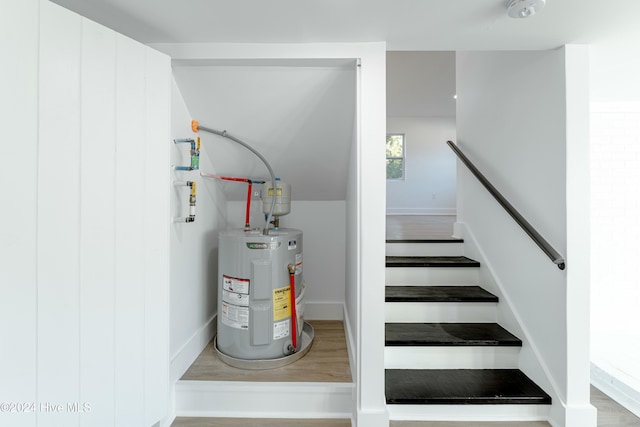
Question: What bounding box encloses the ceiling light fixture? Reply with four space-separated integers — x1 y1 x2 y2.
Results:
506 0 546 18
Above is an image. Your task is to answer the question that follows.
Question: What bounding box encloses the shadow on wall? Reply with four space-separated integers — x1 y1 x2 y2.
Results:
204 232 219 321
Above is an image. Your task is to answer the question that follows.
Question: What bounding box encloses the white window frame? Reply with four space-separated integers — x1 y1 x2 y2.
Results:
386 133 405 180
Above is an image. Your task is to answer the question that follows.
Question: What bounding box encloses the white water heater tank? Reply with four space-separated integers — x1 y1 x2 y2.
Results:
217 228 304 360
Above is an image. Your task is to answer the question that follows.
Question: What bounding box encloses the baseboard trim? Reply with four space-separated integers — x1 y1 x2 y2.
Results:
305 302 344 320
343 304 356 384
387 403 550 421
386 209 456 216
356 407 389 427
591 361 640 418
562 402 598 427
175 380 354 419
452 221 464 239
170 314 217 384
460 224 565 418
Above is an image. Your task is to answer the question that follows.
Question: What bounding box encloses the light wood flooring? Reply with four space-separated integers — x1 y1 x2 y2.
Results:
172 321 351 427
592 385 640 426
386 215 456 241
180 320 351 383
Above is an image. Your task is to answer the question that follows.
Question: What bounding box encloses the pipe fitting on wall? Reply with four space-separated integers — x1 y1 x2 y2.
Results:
173 138 200 171
172 181 196 224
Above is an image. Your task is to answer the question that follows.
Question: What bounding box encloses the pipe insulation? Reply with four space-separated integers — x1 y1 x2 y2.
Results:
193 121 277 235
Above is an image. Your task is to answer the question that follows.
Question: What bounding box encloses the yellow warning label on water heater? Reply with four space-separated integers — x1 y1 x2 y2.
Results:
273 285 291 321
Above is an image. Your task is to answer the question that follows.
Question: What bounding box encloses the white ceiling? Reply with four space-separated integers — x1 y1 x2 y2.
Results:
50 0 640 50
47 0 640 202
387 51 456 117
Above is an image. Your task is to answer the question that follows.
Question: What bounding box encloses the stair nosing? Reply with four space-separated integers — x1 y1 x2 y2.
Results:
385 285 498 303
385 322 522 347
386 239 464 244
385 369 552 406
386 256 480 268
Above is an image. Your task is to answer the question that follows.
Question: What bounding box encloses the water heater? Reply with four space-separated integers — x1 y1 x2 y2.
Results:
217 228 304 360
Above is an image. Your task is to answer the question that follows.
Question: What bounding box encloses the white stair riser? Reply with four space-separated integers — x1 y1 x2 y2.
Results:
384 346 520 369
386 267 479 285
387 404 550 422
386 242 464 257
175 381 353 419
385 302 497 323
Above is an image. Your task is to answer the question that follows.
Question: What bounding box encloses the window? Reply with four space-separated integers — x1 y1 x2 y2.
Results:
386 134 405 180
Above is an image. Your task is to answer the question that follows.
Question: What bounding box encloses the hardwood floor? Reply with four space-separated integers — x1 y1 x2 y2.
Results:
386 215 456 241
172 321 352 427
180 320 351 383
592 385 640 426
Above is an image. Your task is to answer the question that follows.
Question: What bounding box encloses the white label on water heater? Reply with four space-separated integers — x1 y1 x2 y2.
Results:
295 253 303 275
223 290 249 307
273 319 290 340
221 302 249 330
223 275 250 294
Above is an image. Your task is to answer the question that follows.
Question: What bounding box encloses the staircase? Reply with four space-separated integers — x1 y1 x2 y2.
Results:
384 238 551 422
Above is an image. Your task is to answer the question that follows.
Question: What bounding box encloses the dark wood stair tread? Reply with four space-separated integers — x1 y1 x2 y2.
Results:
385 369 551 405
386 286 498 303
386 256 480 268
385 323 522 347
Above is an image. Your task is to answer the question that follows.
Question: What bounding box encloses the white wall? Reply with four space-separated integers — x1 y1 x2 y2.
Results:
591 42 640 103
351 45 388 427
386 117 457 214
345 121 359 378
588 37 640 417
590 103 640 415
169 78 228 392
171 62 356 202
456 47 595 427
0 1 171 426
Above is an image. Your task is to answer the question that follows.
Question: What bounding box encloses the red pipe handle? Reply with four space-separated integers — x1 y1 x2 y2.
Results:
288 266 297 352
245 182 252 228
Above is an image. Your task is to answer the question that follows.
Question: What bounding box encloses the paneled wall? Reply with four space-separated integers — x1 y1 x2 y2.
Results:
0 1 39 426
0 1 171 426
